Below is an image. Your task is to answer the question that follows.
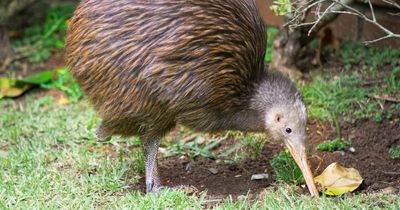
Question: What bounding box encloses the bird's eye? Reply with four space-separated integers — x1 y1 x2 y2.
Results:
285 128 292 134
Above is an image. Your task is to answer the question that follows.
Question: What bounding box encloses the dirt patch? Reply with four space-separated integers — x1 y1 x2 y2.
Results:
308 119 400 193
132 139 283 198
133 119 400 198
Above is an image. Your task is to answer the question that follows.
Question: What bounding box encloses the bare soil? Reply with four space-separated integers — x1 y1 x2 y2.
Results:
133 118 400 198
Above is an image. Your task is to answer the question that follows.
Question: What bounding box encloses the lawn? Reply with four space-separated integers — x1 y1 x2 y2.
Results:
1 3 400 209
1 96 399 208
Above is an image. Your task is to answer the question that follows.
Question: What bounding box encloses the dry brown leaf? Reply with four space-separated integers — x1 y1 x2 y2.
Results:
314 162 363 196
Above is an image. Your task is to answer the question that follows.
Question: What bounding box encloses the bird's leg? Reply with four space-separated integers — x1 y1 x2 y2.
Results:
142 136 161 193
142 135 199 195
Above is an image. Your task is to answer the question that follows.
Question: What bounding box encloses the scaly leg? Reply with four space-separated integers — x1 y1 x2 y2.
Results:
142 136 161 193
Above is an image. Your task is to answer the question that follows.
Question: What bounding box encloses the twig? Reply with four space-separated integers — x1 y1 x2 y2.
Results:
388 12 400 16
308 2 336 36
329 0 400 44
369 94 400 103
382 171 400 175
286 0 400 44
382 0 400 10
368 0 376 22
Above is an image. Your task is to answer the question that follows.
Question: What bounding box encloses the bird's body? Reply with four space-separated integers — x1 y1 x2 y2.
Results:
67 0 319 196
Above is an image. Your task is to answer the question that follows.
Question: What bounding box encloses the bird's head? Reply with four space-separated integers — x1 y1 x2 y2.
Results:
252 72 319 197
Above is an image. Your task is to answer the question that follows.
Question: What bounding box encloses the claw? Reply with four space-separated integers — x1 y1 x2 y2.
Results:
146 179 155 193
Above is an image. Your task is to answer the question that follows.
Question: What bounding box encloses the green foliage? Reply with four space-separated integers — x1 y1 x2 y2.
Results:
219 133 268 164
0 67 83 102
239 133 266 160
300 72 397 124
270 150 304 184
265 27 279 62
316 138 351 152
340 41 400 70
301 42 400 126
165 134 225 160
389 145 400 159
270 0 292 16
1 93 400 209
385 67 400 94
12 4 74 62
42 68 83 103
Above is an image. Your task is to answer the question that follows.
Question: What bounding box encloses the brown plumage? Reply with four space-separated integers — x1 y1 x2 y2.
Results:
67 0 319 196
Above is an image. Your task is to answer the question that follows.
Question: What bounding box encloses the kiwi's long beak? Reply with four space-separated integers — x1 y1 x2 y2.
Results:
284 138 320 197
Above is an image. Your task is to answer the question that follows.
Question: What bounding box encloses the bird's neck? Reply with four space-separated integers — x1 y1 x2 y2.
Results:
229 72 296 132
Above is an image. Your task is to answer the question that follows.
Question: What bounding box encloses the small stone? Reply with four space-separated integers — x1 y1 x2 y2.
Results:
381 187 397 194
301 184 306 188
251 173 269 180
349 147 356 153
209 168 218 174
185 162 193 171
235 174 242 178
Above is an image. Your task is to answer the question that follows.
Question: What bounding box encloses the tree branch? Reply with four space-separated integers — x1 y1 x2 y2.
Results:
285 0 400 44
331 0 400 44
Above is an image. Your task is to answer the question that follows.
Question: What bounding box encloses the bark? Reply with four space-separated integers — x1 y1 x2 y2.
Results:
270 0 356 79
0 0 37 25
0 27 13 67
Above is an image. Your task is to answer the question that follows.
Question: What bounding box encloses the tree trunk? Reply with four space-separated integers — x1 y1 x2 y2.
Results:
270 26 310 80
0 0 36 24
268 0 356 80
0 27 13 67
0 0 37 67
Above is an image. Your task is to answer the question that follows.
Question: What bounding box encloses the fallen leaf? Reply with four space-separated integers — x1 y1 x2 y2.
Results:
0 77 31 98
314 162 363 196
58 97 69 105
0 70 59 99
22 70 57 84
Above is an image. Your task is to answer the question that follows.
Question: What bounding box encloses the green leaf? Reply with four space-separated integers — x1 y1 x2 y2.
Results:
21 70 57 85
0 77 32 99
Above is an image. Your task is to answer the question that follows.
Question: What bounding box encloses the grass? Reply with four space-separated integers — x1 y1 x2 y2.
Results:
239 133 266 160
42 68 84 102
304 42 400 122
270 150 304 184
265 27 279 62
2 97 400 209
389 145 400 159
11 4 74 63
316 138 351 152
165 132 225 160
340 41 400 70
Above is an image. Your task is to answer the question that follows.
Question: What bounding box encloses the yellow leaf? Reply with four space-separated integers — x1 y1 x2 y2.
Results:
58 97 69 105
314 162 363 196
0 77 31 98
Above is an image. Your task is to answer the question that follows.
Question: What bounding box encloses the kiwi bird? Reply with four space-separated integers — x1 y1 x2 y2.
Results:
66 0 319 196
